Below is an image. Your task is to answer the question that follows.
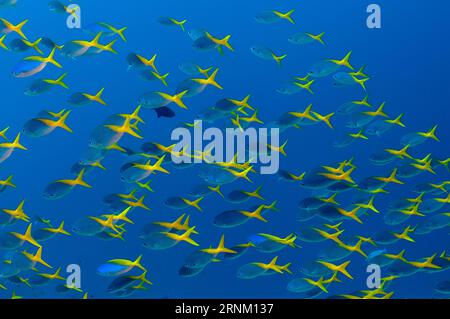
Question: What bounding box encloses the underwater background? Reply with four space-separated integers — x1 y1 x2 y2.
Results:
0 0 449 299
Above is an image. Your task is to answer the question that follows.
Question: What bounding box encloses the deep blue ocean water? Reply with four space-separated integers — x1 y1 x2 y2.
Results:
0 0 448 299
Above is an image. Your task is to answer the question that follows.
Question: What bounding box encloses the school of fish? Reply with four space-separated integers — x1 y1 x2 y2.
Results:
0 1 448 299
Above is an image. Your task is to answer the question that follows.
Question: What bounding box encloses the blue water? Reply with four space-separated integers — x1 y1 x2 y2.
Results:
0 0 448 299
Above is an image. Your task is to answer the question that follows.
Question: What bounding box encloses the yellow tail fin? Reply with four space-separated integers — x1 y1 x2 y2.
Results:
12 224 41 248
74 169 92 188
385 113 405 127
272 53 287 66
26 47 62 68
8 19 28 39
103 39 118 53
2 133 28 150
193 68 223 89
418 125 439 141
329 51 353 70
44 73 69 89
273 9 295 24
183 197 203 212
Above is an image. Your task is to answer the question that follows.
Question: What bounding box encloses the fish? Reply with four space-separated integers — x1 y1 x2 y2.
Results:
48 1 69 13
336 102 363 116
0 0 17 8
226 186 263 203
0 18 27 39
43 170 91 200
0 0 445 301
83 22 127 41
373 231 399 246
41 37 62 50
182 251 216 269
309 60 340 78
415 214 449 234
287 278 320 293
11 48 61 78
214 210 251 228
386 260 421 278
435 281 450 295
250 46 287 66
0 133 27 164
237 263 269 279
24 73 68 95
164 196 203 211
255 10 295 24
178 265 205 277
178 62 212 76
141 232 177 250
23 110 72 137
9 38 42 53
72 217 104 236
157 17 187 31
187 28 207 41
288 32 325 45
192 36 216 51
